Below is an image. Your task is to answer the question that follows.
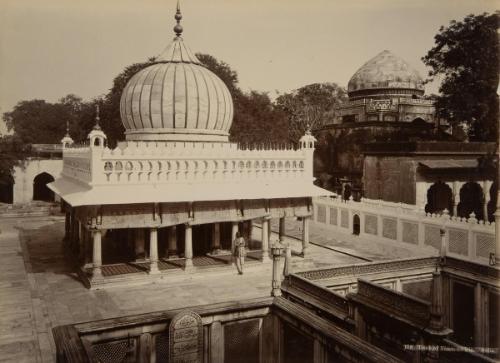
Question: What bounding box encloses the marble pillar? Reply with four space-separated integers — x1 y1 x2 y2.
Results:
149 228 159 274
185 224 193 269
278 217 285 242
302 217 310 257
261 218 270 262
211 223 221 253
92 230 102 279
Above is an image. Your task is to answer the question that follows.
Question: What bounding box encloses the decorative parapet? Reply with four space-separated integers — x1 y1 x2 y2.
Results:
296 257 437 281
354 278 431 327
61 141 313 186
313 196 495 263
285 274 349 314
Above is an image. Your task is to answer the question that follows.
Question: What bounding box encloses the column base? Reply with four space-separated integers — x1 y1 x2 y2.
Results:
301 247 308 258
271 288 282 297
262 250 271 263
149 261 160 274
91 267 103 280
184 258 194 271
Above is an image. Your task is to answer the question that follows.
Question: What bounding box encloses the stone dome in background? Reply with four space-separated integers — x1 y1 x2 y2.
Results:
120 6 233 142
347 50 424 98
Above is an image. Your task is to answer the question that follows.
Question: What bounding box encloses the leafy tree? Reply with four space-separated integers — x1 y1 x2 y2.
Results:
0 135 29 185
101 58 157 147
276 83 347 142
422 12 499 141
196 53 288 144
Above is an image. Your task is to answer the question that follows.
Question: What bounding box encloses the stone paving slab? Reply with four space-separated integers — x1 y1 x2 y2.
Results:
0 215 426 362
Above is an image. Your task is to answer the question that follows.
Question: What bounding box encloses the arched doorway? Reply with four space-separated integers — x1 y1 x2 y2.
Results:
0 175 14 204
33 172 55 202
458 182 484 220
425 181 452 214
353 214 360 235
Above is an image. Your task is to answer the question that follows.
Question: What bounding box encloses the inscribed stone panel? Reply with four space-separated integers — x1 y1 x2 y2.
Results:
382 217 397 240
402 221 418 244
329 207 338 226
364 214 378 235
476 233 495 259
169 311 203 363
340 209 349 228
224 319 260 363
316 205 326 224
424 224 441 250
448 228 468 256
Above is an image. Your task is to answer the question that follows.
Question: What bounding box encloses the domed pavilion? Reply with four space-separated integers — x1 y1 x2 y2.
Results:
336 50 435 124
49 5 330 288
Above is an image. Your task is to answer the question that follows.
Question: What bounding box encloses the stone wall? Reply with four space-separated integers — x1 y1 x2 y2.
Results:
312 197 496 264
12 159 63 204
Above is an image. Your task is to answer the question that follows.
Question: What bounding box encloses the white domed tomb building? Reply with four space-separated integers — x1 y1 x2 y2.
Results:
49 7 329 288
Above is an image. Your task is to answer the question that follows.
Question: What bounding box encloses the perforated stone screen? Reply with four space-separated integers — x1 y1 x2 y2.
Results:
382 218 397 240
224 319 260 363
448 228 468 256
329 207 338 226
476 233 495 259
402 221 418 244
424 225 441 250
154 333 169 363
93 339 137 363
340 209 349 228
316 205 326 224
364 214 378 235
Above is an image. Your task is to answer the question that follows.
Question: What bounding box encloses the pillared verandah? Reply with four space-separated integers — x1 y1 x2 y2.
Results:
49 3 331 288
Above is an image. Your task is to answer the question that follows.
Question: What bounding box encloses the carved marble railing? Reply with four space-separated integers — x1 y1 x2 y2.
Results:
61 147 92 183
313 196 495 264
62 141 312 186
297 257 437 281
356 279 430 327
285 274 349 314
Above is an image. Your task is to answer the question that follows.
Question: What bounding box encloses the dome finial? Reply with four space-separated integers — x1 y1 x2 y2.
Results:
173 0 183 37
94 104 101 131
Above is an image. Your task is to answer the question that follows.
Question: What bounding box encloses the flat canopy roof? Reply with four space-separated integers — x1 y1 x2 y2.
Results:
48 179 332 207
419 159 478 170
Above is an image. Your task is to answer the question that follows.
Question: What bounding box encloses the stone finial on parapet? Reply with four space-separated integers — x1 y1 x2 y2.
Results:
88 104 107 149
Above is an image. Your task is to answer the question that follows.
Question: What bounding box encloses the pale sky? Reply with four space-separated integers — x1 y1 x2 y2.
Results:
0 0 497 134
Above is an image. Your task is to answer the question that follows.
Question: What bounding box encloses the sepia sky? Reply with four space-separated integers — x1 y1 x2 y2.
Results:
0 0 497 132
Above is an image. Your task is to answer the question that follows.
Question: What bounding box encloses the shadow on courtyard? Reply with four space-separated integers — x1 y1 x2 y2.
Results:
16 220 77 277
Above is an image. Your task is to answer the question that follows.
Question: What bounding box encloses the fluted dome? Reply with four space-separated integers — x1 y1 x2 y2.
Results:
120 9 233 142
347 50 424 98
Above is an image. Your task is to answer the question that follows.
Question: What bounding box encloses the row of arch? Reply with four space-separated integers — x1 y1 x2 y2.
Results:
0 172 55 204
425 181 497 222
103 159 305 173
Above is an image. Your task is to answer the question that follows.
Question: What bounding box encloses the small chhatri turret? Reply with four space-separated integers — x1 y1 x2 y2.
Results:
88 104 106 148
61 120 74 149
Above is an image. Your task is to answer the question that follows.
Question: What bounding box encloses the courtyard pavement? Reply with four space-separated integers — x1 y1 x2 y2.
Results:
0 215 436 362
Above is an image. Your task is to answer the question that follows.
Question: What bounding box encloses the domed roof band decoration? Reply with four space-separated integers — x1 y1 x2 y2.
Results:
120 2 234 142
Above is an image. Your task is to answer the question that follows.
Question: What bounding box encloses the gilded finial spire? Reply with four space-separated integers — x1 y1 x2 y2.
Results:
94 104 101 130
65 120 70 136
173 0 183 37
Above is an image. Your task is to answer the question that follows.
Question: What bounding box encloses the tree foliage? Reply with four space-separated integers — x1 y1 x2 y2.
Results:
196 53 289 144
0 135 29 185
275 83 347 142
422 12 499 141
